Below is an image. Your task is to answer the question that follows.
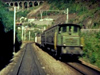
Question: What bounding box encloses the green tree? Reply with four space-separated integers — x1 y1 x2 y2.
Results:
0 1 13 32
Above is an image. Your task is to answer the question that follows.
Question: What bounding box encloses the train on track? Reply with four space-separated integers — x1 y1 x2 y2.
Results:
41 24 84 59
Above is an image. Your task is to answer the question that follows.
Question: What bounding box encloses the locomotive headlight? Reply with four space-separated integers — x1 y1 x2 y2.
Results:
63 44 66 46
62 49 67 54
62 47 67 54
75 47 79 50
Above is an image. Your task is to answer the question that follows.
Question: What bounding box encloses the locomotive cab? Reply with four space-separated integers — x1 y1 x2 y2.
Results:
57 25 81 46
57 24 83 56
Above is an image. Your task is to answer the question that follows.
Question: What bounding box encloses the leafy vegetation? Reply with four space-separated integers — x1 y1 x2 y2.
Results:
17 7 33 18
0 0 21 47
17 10 29 18
16 24 47 41
81 32 100 67
0 1 13 32
16 6 39 19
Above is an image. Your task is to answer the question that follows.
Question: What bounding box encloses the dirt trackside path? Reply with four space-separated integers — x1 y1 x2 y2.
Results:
33 43 82 75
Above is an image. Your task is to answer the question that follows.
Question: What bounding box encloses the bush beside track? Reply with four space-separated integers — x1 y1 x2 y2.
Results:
81 32 100 68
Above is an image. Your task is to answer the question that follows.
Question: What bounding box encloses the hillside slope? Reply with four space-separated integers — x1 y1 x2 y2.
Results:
27 2 50 19
27 0 100 28
26 0 100 68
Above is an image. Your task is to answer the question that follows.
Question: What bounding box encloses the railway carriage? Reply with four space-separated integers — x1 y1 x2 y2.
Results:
41 24 83 59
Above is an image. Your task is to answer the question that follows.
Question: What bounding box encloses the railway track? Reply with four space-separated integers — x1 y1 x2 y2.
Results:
9 43 46 75
64 62 100 75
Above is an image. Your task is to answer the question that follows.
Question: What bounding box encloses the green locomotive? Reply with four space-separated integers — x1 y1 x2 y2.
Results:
41 24 84 59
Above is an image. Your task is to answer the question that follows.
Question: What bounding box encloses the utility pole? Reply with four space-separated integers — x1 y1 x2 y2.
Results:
25 29 26 41
24 28 26 41
29 31 30 41
13 7 16 55
35 33 37 42
22 26 23 41
66 8 69 23
40 10 43 19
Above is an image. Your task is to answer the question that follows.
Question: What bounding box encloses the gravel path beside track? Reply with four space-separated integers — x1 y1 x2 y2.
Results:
33 43 82 75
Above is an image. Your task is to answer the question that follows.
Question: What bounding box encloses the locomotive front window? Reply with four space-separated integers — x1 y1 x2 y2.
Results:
58 25 80 33
62 26 67 32
58 26 67 33
59 26 72 33
74 26 79 33
69 26 71 32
